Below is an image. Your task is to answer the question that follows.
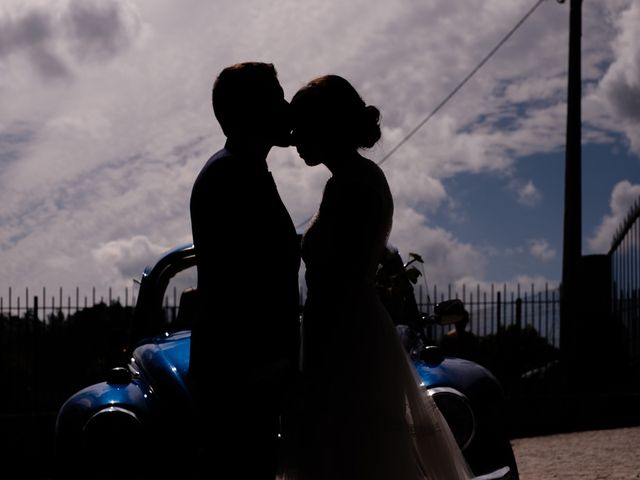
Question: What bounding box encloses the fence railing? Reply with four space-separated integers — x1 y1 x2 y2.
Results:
413 283 560 347
0 282 561 414
0 282 561 344
610 197 640 369
0 286 138 321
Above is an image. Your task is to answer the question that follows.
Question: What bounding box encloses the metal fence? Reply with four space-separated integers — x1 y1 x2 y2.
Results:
610 198 640 369
0 282 561 344
0 281 561 414
0 286 137 321
412 283 560 347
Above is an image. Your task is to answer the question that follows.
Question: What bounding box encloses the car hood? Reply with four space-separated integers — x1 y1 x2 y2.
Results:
131 330 191 402
129 331 503 407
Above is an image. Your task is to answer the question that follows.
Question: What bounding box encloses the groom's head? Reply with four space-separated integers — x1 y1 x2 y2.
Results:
212 62 290 147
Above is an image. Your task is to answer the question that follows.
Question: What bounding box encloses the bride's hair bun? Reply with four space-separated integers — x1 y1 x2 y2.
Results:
292 75 383 150
356 105 381 149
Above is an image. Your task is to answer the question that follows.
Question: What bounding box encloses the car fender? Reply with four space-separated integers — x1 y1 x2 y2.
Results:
55 378 154 447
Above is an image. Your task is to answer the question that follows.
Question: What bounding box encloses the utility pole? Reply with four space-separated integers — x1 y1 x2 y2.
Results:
559 0 582 386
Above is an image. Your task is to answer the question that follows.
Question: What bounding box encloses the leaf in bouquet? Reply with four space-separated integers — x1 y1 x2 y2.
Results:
405 267 422 284
409 253 424 263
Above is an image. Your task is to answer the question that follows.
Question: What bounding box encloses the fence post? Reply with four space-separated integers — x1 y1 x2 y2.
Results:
516 298 522 329
496 291 502 333
32 295 39 411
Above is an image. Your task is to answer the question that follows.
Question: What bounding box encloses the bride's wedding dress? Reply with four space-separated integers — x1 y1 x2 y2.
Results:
278 156 474 480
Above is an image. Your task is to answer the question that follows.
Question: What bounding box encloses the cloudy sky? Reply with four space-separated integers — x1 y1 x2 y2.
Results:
1 0 640 304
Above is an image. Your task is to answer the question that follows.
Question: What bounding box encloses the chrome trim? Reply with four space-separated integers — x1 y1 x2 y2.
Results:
82 406 141 434
128 360 140 377
426 386 476 450
426 386 468 398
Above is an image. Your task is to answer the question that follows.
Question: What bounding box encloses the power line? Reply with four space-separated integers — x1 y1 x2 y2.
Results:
296 0 547 230
376 0 547 167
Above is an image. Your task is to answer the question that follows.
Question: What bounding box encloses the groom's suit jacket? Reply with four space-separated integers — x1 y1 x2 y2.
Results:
189 141 301 400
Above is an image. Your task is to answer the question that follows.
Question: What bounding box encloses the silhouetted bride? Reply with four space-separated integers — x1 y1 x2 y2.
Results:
279 74 474 480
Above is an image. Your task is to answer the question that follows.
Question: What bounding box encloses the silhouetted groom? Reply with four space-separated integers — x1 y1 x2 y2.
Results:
188 62 300 479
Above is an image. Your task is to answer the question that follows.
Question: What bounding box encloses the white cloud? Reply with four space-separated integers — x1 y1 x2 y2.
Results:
515 179 542 207
0 0 143 80
588 180 640 253
0 0 637 298
64 0 142 63
585 1 640 154
388 207 487 287
93 235 168 282
529 238 556 262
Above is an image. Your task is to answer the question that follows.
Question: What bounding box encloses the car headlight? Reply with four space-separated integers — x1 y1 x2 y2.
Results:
82 406 143 449
427 387 476 451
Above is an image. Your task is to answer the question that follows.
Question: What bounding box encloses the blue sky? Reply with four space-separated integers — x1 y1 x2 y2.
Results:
1 0 640 300
434 142 640 284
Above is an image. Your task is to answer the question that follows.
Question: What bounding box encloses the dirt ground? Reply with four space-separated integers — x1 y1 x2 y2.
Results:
511 426 640 479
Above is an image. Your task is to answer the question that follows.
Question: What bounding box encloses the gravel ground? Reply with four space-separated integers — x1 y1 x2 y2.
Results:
511 426 640 479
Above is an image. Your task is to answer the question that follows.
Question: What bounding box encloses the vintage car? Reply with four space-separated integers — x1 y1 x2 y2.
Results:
54 244 518 479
